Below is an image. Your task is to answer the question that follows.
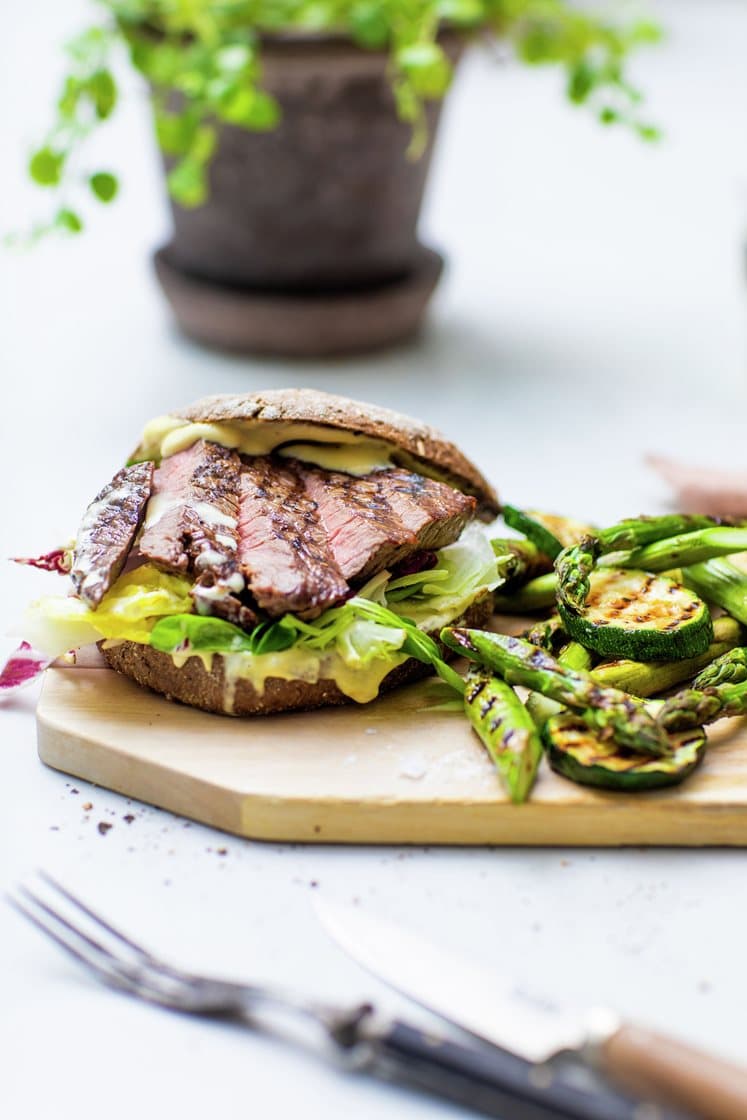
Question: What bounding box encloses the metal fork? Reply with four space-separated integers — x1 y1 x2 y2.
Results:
7 873 665 1120
8 871 368 1048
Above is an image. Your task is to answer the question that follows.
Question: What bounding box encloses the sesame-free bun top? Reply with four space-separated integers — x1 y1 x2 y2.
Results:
166 388 499 518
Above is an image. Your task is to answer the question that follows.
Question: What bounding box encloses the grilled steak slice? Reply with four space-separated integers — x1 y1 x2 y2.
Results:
138 440 251 623
238 457 348 619
378 468 476 548
139 440 242 576
299 465 475 581
71 461 154 609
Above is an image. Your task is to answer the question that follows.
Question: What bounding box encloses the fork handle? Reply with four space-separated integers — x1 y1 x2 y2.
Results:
362 1020 684 1120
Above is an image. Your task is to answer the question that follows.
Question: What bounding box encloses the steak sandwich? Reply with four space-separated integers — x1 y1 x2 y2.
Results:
20 390 501 715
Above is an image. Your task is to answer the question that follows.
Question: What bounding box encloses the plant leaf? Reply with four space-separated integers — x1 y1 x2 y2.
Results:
90 171 118 202
55 208 83 233
29 148 65 187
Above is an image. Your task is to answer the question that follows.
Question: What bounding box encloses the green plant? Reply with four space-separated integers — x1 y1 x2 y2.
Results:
20 0 661 240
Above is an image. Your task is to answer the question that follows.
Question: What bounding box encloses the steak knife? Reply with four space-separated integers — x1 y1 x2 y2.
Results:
316 898 747 1120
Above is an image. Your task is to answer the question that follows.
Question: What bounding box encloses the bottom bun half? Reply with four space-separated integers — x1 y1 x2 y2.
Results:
101 596 492 717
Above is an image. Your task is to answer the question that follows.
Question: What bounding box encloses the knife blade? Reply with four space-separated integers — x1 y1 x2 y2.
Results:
316 898 747 1120
316 897 600 1062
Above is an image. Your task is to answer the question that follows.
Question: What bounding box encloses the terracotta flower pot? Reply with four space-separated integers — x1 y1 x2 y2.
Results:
153 32 463 357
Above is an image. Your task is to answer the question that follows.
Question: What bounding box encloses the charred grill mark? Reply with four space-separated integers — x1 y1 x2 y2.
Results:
447 629 475 654
479 696 497 720
465 676 487 704
528 647 556 672
587 571 704 633
238 456 348 619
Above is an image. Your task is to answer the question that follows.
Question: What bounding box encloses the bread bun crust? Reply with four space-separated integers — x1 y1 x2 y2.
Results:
101 595 492 717
172 388 499 518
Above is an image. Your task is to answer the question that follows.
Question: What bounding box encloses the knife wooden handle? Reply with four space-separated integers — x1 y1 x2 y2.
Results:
367 1019 662 1120
600 1024 747 1120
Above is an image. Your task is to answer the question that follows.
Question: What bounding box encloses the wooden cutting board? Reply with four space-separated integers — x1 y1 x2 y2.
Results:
36 653 747 845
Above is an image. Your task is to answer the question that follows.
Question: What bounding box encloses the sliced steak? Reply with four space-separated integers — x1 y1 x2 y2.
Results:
139 440 241 574
138 440 251 624
238 457 348 619
378 468 476 549
71 461 154 609
299 465 475 581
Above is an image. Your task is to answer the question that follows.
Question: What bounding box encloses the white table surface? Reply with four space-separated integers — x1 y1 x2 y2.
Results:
3 2 747 1116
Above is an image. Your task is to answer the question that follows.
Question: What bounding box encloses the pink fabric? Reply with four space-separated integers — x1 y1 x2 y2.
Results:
648 455 747 516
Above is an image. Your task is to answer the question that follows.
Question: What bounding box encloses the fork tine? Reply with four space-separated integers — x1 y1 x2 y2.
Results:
17 883 131 970
7 892 137 995
37 870 151 960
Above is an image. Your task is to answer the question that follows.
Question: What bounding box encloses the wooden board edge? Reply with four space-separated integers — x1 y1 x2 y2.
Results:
37 709 245 837
37 715 747 846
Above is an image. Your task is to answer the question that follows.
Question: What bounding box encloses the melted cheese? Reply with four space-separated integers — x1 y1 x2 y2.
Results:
169 646 407 706
277 442 392 476
137 415 395 475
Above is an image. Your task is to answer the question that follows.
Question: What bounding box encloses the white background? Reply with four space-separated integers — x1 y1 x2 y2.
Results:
2 2 747 1117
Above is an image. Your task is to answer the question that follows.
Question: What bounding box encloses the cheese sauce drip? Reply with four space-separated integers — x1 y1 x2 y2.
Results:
137 416 395 477
168 646 407 708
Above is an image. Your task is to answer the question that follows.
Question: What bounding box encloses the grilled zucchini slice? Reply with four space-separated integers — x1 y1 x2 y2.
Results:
557 568 713 661
502 507 594 561
543 712 706 792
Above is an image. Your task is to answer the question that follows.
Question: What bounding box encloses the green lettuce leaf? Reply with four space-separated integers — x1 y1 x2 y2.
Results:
151 614 295 655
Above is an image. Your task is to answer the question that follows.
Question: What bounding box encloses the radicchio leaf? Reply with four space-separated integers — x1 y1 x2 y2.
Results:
12 548 72 574
0 641 52 700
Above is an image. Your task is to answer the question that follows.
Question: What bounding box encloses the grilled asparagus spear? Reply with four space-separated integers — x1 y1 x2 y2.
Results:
441 627 671 756
464 667 543 803
692 645 747 688
683 558 747 625
490 538 553 590
501 507 594 561
657 678 747 733
524 615 568 653
604 526 747 574
493 572 558 613
555 536 599 613
597 514 722 551
525 641 593 728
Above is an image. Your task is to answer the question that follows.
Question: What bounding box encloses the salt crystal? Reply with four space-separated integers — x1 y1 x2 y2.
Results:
399 753 427 780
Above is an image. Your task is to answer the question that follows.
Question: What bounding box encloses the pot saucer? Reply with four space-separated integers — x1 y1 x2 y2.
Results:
153 245 444 358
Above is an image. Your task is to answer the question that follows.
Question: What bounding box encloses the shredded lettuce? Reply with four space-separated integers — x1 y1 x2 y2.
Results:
388 526 502 627
18 527 501 677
